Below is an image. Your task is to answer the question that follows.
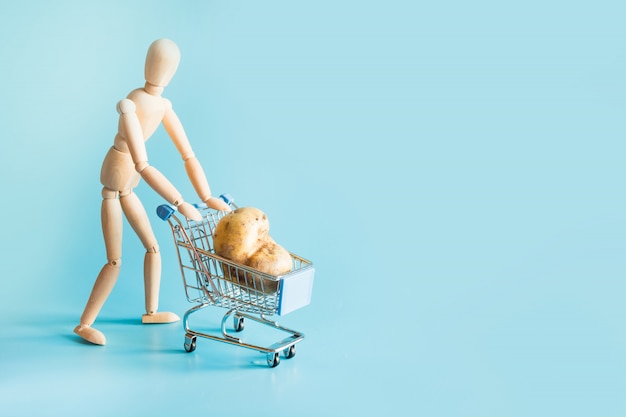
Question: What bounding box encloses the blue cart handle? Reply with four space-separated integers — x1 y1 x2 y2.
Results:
156 204 176 221
157 194 236 221
219 193 236 208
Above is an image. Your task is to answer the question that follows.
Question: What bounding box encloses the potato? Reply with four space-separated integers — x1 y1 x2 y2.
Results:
213 207 292 294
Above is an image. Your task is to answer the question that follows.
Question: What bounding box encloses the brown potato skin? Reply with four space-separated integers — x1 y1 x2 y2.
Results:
245 239 292 275
213 207 292 294
213 207 270 263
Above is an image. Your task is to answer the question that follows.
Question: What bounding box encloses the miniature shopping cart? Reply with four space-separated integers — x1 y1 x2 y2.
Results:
157 195 315 367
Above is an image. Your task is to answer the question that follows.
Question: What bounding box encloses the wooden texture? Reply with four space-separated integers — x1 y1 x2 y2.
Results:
75 39 228 345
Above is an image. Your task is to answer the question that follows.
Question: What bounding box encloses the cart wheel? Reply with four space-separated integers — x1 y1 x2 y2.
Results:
184 334 196 352
283 344 296 359
234 316 245 332
267 352 280 368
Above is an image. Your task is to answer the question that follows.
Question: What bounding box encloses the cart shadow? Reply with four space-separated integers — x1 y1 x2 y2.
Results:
160 348 283 370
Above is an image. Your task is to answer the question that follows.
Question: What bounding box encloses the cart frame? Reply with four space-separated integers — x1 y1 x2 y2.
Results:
157 196 314 367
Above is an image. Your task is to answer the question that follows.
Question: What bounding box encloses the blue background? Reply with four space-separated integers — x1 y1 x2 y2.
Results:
1 0 625 415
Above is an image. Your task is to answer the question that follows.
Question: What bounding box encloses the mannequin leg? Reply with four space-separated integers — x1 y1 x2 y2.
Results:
143 250 161 314
74 188 123 345
120 190 180 324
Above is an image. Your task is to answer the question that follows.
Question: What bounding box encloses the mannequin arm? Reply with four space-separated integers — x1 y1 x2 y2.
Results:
117 99 202 220
162 100 230 211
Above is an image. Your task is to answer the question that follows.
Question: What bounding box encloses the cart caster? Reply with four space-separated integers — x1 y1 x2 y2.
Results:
283 344 296 359
267 352 280 368
234 315 245 332
184 334 196 352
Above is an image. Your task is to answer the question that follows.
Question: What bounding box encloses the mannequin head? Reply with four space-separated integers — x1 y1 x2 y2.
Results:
144 39 180 88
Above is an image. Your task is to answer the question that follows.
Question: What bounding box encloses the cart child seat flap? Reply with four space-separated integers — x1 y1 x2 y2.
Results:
278 266 315 316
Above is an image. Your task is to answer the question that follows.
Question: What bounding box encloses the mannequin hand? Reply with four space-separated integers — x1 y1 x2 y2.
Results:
205 196 232 212
177 202 203 221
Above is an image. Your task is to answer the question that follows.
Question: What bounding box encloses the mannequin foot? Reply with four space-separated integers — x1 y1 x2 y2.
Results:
142 311 180 324
74 324 106 345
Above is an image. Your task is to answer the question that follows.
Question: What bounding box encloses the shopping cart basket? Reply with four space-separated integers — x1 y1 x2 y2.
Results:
157 194 315 367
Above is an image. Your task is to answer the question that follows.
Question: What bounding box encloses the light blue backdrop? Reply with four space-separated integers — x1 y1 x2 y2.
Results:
1 1 625 416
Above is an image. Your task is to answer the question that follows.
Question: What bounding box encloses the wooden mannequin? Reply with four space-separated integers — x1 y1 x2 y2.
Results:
74 39 230 345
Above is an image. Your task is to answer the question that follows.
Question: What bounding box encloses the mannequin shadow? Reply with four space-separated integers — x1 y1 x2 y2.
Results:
90 316 143 326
